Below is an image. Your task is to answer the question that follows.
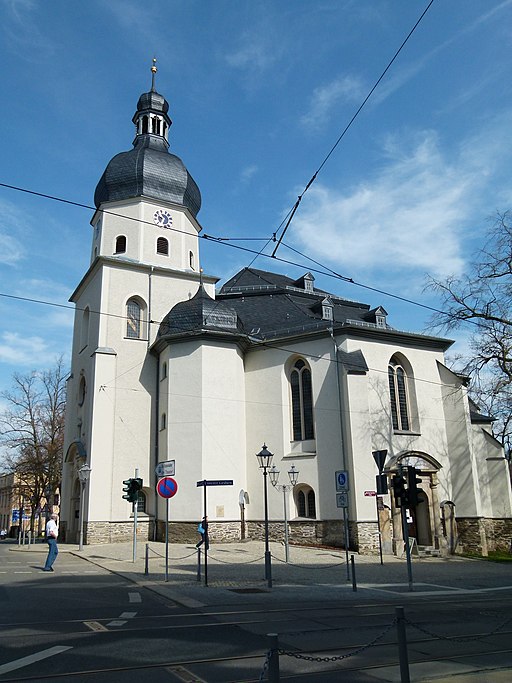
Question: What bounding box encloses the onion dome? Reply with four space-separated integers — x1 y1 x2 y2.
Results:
158 286 242 338
94 59 201 217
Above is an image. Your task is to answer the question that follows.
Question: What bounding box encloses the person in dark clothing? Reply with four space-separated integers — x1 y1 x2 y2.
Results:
196 516 209 549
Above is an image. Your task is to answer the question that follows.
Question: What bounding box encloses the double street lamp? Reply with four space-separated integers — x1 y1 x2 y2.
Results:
269 463 299 563
256 444 273 588
78 464 92 551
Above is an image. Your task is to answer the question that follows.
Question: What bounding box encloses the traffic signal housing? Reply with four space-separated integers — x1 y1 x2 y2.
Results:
122 478 143 503
391 473 407 507
406 466 422 507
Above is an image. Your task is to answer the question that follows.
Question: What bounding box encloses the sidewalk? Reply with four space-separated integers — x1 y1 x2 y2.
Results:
10 539 512 682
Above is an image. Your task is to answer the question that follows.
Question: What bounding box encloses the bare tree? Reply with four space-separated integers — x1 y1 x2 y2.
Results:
0 357 66 533
427 211 511 448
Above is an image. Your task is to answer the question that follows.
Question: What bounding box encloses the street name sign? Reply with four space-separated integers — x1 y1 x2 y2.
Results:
196 479 234 487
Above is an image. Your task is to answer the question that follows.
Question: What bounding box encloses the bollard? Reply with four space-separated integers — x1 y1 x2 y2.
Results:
144 543 149 576
350 554 357 592
395 607 410 683
196 547 202 582
267 633 280 682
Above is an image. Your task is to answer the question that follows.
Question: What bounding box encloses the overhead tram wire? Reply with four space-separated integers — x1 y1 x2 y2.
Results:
0 181 271 244
270 0 436 258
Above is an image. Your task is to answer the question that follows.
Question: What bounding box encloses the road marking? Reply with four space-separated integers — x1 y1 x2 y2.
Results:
119 612 137 619
166 666 208 682
107 620 127 627
129 592 141 603
0 646 72 675
84 621 108 632
14 571 33 574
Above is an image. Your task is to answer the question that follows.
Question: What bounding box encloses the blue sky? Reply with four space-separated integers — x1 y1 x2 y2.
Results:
1 0 512 404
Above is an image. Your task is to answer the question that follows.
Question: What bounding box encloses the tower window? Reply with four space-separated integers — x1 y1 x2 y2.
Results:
290 358 314 441
142 116 148 134
189 251 195 269
126 299 142 339
115 235 127 254
157 237 169 255
80 307 90 351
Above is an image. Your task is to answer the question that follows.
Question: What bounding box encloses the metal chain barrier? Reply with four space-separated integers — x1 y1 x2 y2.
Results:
279 617 397 663
406 614 512 644
147 546 197 561
207 552 266 565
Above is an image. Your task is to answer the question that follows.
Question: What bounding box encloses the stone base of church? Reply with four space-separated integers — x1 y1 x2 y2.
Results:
455 517 512 556
82 519 154 545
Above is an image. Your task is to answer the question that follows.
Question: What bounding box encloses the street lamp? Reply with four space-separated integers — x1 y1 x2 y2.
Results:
256 444 273 588
77 464 92 551
269 464 299 563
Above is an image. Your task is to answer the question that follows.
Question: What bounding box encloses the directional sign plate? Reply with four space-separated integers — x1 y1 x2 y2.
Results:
156 477 178 499
196 479 234 487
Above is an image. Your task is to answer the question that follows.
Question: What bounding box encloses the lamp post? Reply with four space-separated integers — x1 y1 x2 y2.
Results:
77 464 92 551
256 444 273 588
269 464 299 563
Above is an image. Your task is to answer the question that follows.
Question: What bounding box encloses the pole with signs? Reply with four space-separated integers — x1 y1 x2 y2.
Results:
196 479 234 587
156 476 178 581
335 470 350 580
372 450 387 566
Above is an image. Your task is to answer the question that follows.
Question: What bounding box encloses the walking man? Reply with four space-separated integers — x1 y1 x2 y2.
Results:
43 513 59 572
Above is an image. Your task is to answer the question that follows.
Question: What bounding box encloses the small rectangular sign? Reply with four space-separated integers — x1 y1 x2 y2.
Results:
197 479 234 487
336 493 349 508
364 490 377 497
155 460 175 477
335 470 349 492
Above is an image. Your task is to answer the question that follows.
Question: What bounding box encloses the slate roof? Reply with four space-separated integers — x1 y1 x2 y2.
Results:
94 87 201 217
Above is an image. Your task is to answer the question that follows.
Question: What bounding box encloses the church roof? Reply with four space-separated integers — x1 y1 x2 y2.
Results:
94 63 201 217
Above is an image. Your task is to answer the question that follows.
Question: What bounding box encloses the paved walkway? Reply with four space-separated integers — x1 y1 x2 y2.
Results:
10 539 512 682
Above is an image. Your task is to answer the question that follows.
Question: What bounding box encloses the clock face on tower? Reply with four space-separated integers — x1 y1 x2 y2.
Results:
153 209 173 228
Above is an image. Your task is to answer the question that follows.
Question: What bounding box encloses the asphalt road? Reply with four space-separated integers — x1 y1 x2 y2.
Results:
1 540 512 682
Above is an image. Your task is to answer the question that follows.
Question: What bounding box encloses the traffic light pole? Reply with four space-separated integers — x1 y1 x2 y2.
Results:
132 468 139 563
400 491 414 591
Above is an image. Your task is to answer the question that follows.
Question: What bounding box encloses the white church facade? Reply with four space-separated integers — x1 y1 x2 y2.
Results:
61 71 512 557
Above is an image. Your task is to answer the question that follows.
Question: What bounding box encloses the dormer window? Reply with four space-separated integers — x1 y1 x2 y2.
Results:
304 273 314 292
374 306 388 328
321 297 334 321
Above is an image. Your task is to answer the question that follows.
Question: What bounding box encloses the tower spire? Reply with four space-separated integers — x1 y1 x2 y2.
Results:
151 57 157 92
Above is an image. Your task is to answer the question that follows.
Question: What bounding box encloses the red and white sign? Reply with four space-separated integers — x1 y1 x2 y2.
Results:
364 490 376 497
156 477 178 499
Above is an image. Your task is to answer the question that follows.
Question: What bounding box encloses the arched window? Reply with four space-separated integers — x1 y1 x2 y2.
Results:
80 307 90 350
297 487 316 518
290 358 314 441
126 298 146 339
189 251 195 269
160 413 166 430
115 235 127 254
78 376 86 407
156 237 169 255
142 116 148 134
161 362 167 380
388 358 410 431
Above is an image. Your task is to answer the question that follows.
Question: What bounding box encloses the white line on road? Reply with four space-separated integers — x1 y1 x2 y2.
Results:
129 592 141 603
0 646 72 675
106 620 127 627
119 612 137 619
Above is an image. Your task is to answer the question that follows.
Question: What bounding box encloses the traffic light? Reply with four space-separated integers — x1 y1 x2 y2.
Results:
391 473 407 507
122 478 143 503
376 473 388 495
406 466 422 507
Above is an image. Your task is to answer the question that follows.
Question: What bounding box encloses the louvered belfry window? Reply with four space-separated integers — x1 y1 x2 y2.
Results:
291 358 315 441
156 237 169 255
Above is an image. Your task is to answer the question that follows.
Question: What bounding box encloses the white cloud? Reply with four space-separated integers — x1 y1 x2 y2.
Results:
240 164 258 183
288 129 484 280
0 333 54 366
301 75 366 129
0 234 24 266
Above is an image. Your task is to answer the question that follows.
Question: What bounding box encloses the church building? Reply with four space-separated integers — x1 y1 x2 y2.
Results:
61 67 512 557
